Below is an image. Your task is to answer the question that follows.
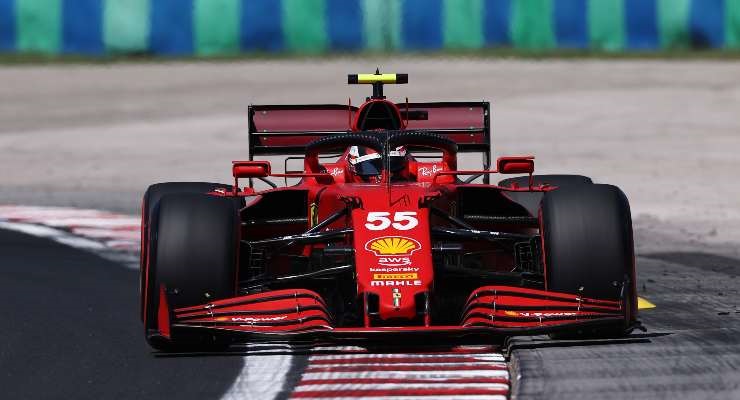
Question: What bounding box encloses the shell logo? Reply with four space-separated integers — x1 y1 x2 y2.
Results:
365 236 421 256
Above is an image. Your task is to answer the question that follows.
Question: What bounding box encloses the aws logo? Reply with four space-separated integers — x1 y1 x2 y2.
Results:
365 236 421 256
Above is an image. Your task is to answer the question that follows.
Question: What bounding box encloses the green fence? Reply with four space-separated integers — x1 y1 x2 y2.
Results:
1 0 739 56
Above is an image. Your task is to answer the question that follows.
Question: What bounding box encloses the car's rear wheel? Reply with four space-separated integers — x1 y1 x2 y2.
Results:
499 175 592 215
140 182 240 320
540 184 636 336
143 193 240 351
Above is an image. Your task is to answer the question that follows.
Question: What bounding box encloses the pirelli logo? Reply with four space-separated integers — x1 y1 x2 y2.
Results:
372 273 418 280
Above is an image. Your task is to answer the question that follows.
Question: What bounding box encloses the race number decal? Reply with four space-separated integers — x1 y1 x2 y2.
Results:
365 212 419 231
391 212 418 230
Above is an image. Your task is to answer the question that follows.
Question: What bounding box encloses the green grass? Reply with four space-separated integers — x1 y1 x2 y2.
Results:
2 48 740 65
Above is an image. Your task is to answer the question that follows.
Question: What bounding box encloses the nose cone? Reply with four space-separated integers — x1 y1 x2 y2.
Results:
349 185 434 325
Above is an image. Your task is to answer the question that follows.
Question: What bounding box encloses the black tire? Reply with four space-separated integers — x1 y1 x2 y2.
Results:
143 193 240 351
541 184 636 336
499 175 593 216
139 182 241 320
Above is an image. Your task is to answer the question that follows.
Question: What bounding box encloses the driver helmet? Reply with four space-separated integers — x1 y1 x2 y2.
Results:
347 145 409 182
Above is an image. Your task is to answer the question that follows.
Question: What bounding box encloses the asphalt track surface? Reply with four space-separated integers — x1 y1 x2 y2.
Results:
0 228 243 400
2 59 740 399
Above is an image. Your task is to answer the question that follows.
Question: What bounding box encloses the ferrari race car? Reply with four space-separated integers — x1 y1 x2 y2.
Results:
140 72 639 350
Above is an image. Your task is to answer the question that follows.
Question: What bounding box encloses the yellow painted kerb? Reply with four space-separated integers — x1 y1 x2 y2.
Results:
637 296 656 309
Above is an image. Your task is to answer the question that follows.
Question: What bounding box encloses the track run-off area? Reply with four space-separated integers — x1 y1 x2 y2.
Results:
1 59 740 399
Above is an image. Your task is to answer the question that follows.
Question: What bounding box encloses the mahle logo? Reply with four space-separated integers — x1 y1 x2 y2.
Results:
365 236 421 256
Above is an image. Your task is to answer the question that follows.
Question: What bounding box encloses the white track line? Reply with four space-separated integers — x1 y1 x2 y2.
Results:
222 344 294 400
0 220 70 238
70 227 139 240
310 345 367 353
32 217 140 229
0 207 110 218
0 221 107 250
0 205 140 267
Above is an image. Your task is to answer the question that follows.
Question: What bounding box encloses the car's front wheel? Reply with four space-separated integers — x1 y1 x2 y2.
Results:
139 182 240 321
540 184 636 336
142 193 240 351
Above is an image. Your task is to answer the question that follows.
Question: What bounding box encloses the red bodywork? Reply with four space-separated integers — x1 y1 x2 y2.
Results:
148 83 633 343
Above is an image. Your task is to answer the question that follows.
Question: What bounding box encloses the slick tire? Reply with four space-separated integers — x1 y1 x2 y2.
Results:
143 193 240 351
540 184 636 337
498 175 592 216
140 182 241 320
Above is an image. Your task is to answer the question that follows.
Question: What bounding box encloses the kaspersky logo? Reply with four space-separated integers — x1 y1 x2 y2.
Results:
365 236 421 256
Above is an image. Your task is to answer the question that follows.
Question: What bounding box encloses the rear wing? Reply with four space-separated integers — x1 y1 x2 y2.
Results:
248 101 491 166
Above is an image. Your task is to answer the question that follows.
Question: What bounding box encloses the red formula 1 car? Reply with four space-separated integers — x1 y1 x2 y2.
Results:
140 72 639 350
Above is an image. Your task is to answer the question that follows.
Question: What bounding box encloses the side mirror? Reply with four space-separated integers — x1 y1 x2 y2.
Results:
232 161 271 194
232 160 271 178
496 156 534 174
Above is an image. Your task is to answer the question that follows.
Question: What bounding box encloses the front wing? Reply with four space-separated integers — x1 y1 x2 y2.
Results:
153 286 627 343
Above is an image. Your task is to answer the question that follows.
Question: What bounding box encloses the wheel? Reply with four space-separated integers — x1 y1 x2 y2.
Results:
498 174 593 216
142 193 240 351
139 182 241 320
540 184 636 336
